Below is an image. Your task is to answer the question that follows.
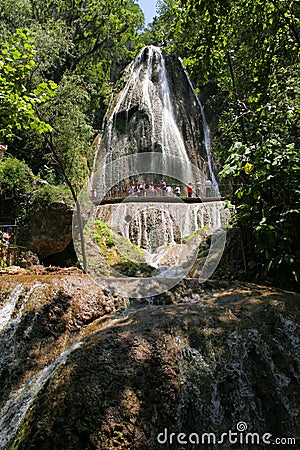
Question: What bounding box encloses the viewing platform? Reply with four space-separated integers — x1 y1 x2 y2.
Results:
94 196 224 206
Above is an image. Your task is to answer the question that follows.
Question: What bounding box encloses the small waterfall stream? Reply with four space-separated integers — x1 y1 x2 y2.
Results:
0 283 43 371
0 284 23 331
0 340 83 450
179 57 220 197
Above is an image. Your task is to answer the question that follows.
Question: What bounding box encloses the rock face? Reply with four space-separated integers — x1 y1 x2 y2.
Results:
93 46 210 182
19 202 73 260
96 201 228 251
0 275 299 450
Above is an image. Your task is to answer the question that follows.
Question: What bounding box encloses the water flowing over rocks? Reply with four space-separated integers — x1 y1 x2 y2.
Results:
93 46 212 185
1 45 298 450
72 46 228 294
0 274 299 449
96 201 228 252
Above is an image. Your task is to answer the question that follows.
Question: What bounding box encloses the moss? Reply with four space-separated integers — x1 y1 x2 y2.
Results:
93 220 154 277
112 260 154 277
181 226 209 243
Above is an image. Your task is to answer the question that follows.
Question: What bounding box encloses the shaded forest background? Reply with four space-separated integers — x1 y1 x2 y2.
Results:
0 0 299 290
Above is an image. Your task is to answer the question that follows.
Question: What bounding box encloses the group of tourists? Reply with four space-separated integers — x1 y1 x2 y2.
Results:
128 178 214 198
129 180 181 197
92 178 215 201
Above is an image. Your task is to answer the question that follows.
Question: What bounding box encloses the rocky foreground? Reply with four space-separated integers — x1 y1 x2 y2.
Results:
0 273 299 449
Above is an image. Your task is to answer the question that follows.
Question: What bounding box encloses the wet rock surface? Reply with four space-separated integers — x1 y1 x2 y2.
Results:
0 275 299 449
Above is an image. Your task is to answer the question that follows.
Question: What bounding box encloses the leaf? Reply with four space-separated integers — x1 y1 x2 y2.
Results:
244 162 254 174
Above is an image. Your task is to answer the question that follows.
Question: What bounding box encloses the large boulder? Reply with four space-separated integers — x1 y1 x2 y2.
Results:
20 201 73 260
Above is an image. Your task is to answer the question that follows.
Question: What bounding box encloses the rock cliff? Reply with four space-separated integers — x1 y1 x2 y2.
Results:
19 201 73 261
0 275 299 450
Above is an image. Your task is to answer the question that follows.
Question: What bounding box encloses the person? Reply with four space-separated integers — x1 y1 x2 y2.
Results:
187 183 193 198
195 180 201 197
1 226 12 261
205 179 212 197
166 185 173 196
148 183 155 196
175 186 181 197
139 181 146 196
2 226 12 245
129 184 135 196
161 179 167 196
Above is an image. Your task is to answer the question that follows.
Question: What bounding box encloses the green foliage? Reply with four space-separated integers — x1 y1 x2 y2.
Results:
29 183 72 210
0 0 145 199
0 156 35 198
181 226 208 243
93 219 153 276
220 139 300 287
94 220 116 249
0 29 57 138
41 73 95 191
0 156 72 220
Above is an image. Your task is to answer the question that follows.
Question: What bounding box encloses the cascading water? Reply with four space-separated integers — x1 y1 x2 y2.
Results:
97 201 228 252
179 57 220 197
0 283 43 371
0 340 83 450
87 46 228 280
95 46 192 167
92 45 212 195
0 276 299 449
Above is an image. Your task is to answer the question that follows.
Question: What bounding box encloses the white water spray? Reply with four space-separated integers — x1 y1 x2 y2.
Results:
179 58 221 197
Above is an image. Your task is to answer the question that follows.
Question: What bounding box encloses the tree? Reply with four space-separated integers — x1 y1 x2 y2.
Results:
0 0 145 184
0 28 57 139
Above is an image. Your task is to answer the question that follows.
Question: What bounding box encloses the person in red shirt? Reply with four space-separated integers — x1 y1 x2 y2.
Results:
187 183 193 198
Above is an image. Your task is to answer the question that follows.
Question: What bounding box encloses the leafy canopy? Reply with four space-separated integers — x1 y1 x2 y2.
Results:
0 28 57 138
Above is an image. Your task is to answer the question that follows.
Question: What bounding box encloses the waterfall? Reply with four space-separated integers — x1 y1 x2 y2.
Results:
159 50 190 163
73 46 230 297
0 283 43 370
0 340 83 450
97 201 228 253
0 283 42 333
93 46 200 186
179 58 221 197
198 101 221 197
0 284 23 332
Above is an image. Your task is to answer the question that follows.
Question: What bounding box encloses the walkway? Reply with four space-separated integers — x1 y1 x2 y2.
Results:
94 196 223 205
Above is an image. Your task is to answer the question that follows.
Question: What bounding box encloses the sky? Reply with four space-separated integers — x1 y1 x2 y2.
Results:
137 0 158 26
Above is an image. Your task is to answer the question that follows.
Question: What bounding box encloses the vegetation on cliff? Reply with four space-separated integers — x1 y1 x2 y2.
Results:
0 0 145 197
93 219 154 277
